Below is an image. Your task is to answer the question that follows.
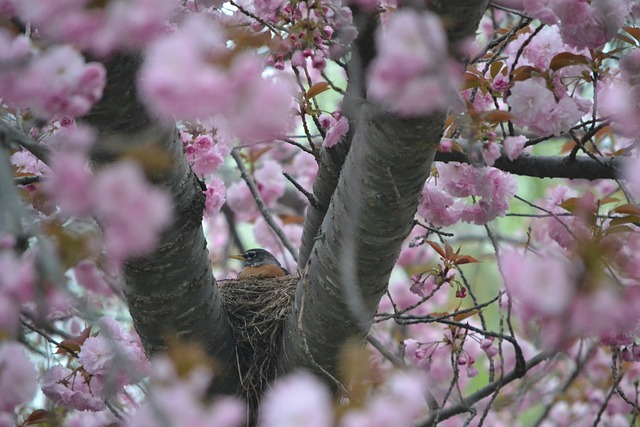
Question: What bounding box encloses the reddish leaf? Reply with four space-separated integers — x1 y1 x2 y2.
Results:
616 33 638 46
608 216 640 227
455 255 480 265
481 110 514 123
444 242 454 260
604 225 635 235
425 241 447 259
624 27 640 44
558 197 580 213
490 61 504 79
549 52 589 71
56 326 92 355
454 309 480 322
613 203 640 216
24 409 53 425
305 82 330 100
511 66 541 82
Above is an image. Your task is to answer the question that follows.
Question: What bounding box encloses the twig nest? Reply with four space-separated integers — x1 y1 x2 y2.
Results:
218 275 298 405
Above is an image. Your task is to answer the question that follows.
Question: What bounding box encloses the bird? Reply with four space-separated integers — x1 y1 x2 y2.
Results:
229 248 290 279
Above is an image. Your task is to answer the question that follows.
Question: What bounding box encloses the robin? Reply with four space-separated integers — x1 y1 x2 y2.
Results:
229 248 290 279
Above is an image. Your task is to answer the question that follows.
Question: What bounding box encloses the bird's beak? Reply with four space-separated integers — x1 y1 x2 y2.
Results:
229 254 245 261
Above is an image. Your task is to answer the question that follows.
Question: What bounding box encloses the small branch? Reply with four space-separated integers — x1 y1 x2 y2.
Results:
434 152 624 180
231 149 299 262
20 319 79 358
283 171 321 209
417 352 550 426
278 138 315 155
366 335 403 368
0 120 51 164
14 175 41 186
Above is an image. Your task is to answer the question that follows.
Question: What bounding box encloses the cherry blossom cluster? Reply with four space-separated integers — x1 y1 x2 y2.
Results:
43 317 149 412
180 128 230 217
367 10 461 116
138 14 294 143
5 0 177 56
522 0 636 50
0 32 105 120
502 248 640 351
418 163 517 227
239 0 357 71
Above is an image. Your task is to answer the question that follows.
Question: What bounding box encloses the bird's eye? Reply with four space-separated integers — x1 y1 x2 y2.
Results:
245 251 255 259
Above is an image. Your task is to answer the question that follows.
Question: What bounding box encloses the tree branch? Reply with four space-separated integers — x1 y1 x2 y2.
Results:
416 352 550 426
280 0 490 387
83 54 238 394
435 151 624 180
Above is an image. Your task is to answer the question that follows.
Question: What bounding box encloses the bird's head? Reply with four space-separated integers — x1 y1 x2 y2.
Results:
229 248 283 268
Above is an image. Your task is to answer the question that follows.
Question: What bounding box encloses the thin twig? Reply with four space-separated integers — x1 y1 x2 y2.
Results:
417 352 550 426
282 171 321 209
231 149 299 262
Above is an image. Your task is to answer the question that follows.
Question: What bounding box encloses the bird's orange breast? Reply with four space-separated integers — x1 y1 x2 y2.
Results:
237 264 287 279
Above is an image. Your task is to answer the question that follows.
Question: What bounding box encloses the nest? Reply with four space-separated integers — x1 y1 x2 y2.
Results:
218 275 298 408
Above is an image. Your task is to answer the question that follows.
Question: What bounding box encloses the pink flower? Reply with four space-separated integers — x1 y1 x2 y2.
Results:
0 251 35 304
14 0 175 55
42 365 105 411
368 10 459 116
45 151 94 217
503 136 527 161
323 116 349 148
10 150 50 176
508 77 583 136
255 160 286 206
340 372 428 427
417 182 460 227
190 148 225 178
138 15 232 121
226 181 259 221
139 16 293 141
93 161 173 265
259 371 333 427
481 141 501 166
73 260 114 296
204 176 226 218
3 45 106 119
79 336 114 376
64 411 113 427
0 342 37 412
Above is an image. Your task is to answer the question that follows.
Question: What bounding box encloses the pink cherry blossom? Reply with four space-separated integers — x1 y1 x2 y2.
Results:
418 182 460 227
508 77 583 136
340 372 428 427
204 176 226 218
503 136 527 161
227 180 260 221
93 161 173 265
368 10 459 116
323 116 349 148
10 150 50 176
0 250 35 304
45 152 94 217
42 365 105 411
139 15 293 142
259 371 333 427
255 160 286 206
0 45 105 120
481 141 501 166
14 0 176 56
0 342 38 412
64 411 113 427
73 260 114 296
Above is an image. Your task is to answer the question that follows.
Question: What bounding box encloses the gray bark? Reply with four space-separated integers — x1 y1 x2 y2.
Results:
83 55 238 394
281 0 489 381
